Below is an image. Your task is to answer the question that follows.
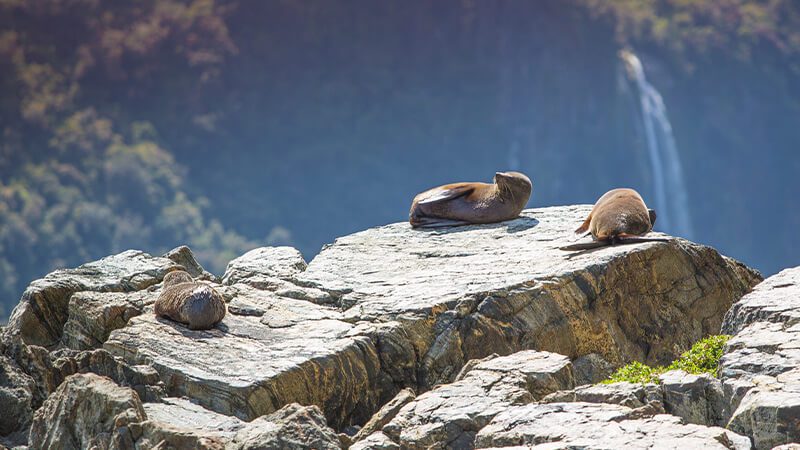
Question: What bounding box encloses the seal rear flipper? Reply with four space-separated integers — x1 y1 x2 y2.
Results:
413 218 473 228
559 240 611 251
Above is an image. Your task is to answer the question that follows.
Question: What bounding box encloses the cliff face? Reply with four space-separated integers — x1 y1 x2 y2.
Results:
3 205 792 449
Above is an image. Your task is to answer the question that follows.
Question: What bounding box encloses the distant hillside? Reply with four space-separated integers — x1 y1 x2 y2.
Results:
1 0 799 321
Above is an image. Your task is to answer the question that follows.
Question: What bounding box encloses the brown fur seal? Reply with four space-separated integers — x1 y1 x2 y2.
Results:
409 171 532 228
560 188 668 251
154 270 226 330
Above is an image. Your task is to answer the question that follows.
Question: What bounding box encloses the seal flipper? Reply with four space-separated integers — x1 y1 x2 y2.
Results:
575 213 592 234
413 218 473 228
559 240 611 251
416 185 474 205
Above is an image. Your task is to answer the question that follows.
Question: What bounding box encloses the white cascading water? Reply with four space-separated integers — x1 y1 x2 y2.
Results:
620 50 693 239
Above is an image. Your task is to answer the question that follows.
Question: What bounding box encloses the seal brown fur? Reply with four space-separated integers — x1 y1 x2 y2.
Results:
561 188 667 251
409 171 532 228
154 270 226 330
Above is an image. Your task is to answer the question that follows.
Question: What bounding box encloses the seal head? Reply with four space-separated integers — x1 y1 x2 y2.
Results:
154 270 226 330
409 171 532 228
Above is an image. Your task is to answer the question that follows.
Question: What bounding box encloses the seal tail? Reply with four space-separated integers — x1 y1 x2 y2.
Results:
559 241 611 251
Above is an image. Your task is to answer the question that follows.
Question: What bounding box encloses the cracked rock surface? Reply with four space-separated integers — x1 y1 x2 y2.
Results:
474 402 752 449
0 206 764 447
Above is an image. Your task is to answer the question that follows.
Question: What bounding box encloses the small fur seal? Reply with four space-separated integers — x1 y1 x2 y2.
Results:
154 270 226 330
561 188 668 251
409 171 532 228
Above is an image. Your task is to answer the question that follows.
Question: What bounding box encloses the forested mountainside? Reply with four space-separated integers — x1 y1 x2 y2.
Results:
1 0 799 321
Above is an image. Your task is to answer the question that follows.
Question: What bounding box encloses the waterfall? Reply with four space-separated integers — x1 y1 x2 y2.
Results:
620 50 693 239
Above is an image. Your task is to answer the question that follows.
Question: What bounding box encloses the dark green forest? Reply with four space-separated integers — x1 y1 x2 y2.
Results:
1 0 799 322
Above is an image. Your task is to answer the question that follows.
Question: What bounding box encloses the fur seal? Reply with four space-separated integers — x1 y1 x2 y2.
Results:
154 270 226 330
409 171 532 228
560 188 668 251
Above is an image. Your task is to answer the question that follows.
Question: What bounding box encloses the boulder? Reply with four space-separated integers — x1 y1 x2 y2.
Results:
659 369 726 426
720 267 800 448
105 284 380 429
298 206 760 387
543 381 662 409
0 354 35 437
227 403 342 450
28 373 146 450
381 351 574 449
164 245 217 281
5 250 181 347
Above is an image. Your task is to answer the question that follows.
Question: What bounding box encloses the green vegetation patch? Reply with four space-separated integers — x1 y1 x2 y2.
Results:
602 335 731 384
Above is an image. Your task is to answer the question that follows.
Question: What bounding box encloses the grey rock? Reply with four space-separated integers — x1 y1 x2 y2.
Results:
221 246 307 286
164 245 217 281
221 246 334 305
382 351 574 449
572 352 615 385
352 388 415 443
542 381 662 409
350 432 400 450
728 369 800 450
719 266 800 449
723 267 800 335
659 369 726 426
28 373 147 450
105 284 381 429
474 402 751 449
227 403 342 450
61 290 151 350
0 354 35 437
6 250 181 347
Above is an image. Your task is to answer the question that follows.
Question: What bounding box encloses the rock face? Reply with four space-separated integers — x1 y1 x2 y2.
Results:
720 267 800 449
0 206 767 448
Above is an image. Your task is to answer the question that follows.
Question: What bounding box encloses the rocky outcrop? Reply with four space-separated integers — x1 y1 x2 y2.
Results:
0 206 766 448
379 351 574 448
5 250 184 348
720 267 800 449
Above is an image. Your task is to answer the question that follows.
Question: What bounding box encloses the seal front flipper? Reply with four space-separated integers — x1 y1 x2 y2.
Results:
559 240 611 251
416 185 474 205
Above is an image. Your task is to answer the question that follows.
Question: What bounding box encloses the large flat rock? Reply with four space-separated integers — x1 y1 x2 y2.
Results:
105 284 381 428
103 206 758 430
300 206 759 384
